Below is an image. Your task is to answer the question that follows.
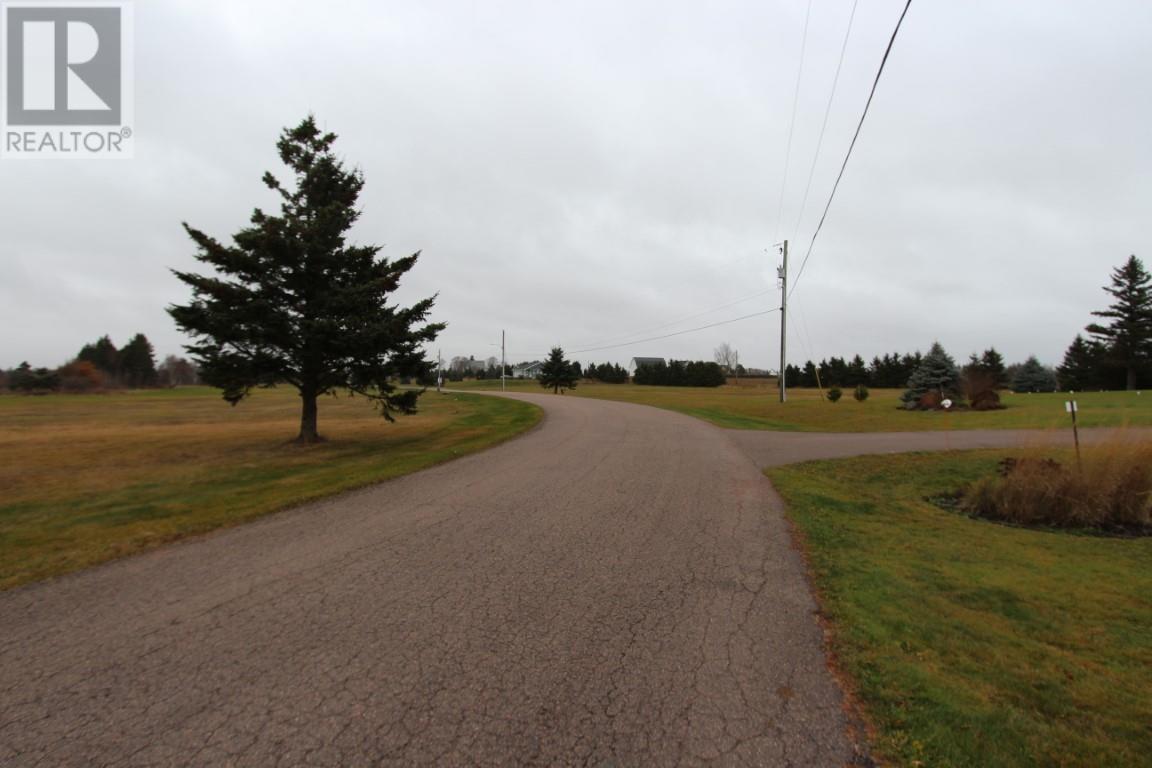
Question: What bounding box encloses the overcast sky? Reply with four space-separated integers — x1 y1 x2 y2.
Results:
3 0 1150 371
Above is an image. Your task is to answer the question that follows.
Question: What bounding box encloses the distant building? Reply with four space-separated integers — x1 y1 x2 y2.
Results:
628 357 665 376
513 361 544 379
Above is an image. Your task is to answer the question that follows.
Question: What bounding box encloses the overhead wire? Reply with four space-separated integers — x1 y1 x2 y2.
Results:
791 0 859 237
773 0 814 243
789 0 913 300
570 307 782 355
571 284 777 350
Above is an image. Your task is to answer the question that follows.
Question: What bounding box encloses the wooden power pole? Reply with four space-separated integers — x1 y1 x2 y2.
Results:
779 240 788 404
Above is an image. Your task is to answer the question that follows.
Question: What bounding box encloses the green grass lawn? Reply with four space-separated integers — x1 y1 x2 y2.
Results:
451 378 1152 432
768 451 1152 767
0 386 540 590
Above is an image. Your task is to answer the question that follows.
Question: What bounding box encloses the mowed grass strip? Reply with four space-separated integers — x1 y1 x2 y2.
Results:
452 378 1152 432
0 387 540 590
768 451 1152 767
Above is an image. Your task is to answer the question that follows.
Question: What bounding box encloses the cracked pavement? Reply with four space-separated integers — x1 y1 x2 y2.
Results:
7 393 1119 766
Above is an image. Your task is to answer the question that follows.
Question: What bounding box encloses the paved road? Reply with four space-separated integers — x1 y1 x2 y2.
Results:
5 394 1140 767
1 394 857 767
728 424 1152 468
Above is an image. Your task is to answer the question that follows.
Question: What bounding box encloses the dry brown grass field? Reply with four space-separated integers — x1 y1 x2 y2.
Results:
0 386 540 590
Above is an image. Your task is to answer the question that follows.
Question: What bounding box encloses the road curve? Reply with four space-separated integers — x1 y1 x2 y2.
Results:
1 393 858 767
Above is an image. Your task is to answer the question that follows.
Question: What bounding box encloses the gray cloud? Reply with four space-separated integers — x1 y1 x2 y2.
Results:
2 0 1149 373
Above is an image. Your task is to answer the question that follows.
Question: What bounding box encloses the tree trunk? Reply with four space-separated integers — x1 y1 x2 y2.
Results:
1127 364 1137 392
297 388 322 443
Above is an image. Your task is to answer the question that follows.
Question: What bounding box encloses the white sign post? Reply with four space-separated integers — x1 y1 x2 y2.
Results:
1065 400 1081 467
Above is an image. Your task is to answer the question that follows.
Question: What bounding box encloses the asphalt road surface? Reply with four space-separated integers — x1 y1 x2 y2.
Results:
3 393 1136 767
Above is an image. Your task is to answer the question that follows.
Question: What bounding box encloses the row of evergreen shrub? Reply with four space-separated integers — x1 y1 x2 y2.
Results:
633 360 725 387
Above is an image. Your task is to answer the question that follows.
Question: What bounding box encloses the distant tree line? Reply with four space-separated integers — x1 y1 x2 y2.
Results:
2 333 199 394
783 344 1061 400
634 360 726 387
583 362 629 383
780 256 1151 397
784 352 927 390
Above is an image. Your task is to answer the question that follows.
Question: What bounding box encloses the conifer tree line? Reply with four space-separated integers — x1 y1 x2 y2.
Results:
2 333 199 393
583 362 629 383
633 360 726 387
778 256 1151 396
783 345 1063 398
784 348 1017 390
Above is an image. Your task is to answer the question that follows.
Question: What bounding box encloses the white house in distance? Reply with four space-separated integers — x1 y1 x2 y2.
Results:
628 357 665 377
513 361 544 379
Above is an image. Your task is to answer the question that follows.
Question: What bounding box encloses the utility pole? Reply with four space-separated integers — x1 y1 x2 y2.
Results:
436 348 442 393
778 240 788 404
501 330 506 392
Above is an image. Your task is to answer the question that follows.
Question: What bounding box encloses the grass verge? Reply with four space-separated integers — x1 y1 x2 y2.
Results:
768 450 1152 767
0 387 541 591
452 379 1152 432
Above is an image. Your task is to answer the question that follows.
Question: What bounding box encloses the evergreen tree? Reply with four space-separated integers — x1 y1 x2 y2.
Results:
846 355 869 386
980 348 1008 389
8 362 34 392
826 356 848 386
902 342 961 405
9 362 60 393
169 116 443 442
77 335 120 379
801 360 819 388
869 356 887 387
1057 335 1105 391
538 347 578 393
1085 255 1152 390
1012 356 1058 393
118 333 159 388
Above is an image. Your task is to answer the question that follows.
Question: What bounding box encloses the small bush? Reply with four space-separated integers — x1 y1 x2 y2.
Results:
963 438 1152 532
827 386 842 403
57 361 106 393
918 390 942 410
853 384 869 402
963 370 1005 411
969 389 1003 411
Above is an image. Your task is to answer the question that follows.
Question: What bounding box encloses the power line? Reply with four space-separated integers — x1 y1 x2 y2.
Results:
572 286 777 350
773 0 814 243
792 0 859 237
790 0 913 299
571 307 782 355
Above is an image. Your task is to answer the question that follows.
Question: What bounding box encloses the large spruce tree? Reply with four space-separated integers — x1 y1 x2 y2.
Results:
901 342 961 405
77 335 120 381
538 347 578 393
1057 335 1105 391
1012 356 1058 393
118 333 158 388
169 116 444 442
1085 255 1152 391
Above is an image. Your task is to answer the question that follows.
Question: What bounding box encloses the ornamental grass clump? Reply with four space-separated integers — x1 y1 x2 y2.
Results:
963 437 1152 533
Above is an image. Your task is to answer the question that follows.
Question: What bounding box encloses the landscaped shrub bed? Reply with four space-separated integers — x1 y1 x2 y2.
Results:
962 439 1152 534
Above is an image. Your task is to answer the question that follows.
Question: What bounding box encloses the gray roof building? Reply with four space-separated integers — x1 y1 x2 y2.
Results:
628 357 665 374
